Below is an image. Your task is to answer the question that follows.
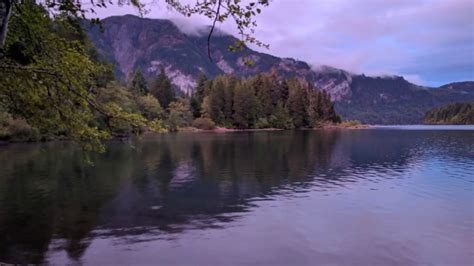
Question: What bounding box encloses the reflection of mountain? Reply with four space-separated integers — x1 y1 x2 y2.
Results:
0 130 472 263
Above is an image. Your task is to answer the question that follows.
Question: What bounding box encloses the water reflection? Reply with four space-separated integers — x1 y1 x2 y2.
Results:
98 131 342 233
0 129 472 264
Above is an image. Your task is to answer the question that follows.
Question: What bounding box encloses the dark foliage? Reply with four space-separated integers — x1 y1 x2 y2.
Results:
424 102 474 125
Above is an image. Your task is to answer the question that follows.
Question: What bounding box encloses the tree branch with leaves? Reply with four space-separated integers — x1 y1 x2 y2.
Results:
0 0 269 156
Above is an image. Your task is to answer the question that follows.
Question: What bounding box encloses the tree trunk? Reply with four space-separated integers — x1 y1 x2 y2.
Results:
0 0 12 58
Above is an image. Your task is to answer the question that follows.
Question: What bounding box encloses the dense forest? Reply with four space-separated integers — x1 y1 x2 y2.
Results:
189 72 340 129
0 2 339 149
424 102 474 125
133 69 340 131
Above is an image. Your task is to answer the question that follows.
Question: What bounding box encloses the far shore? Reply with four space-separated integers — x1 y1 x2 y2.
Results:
178 127 285 133
315 123 371 130
177 123 371 133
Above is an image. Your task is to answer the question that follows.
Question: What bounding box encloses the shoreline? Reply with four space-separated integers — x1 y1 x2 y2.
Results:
315 124 371 130
0 124 371 145
6 124 474 146
178 124 371 133
178 127 286 133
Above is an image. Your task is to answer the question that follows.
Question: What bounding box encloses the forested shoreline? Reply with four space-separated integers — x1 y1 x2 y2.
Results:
424 102 474 125
0 2 342 147
1 67 341 142
125 68 341 131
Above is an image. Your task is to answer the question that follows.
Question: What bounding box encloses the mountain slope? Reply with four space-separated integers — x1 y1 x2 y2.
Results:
84 15 474 124
335 78 474 124
85 15 315 92
424 102 474 125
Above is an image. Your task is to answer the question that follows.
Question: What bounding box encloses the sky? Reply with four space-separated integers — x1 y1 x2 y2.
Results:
93 0 474 87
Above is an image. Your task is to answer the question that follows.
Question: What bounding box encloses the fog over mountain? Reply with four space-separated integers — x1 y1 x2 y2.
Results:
85 15 474 124
90 0 474 87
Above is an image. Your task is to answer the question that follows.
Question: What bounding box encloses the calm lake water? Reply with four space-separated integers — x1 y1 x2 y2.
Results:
0 127 473 265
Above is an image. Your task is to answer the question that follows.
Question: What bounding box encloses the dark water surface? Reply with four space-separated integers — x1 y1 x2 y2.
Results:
0 127 473 265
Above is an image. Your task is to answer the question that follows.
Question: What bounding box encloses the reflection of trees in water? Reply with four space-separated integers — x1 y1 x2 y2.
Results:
111 131 342 229
97 132 341 232
0 131 342 263
0 142 137 263
2 130 469 263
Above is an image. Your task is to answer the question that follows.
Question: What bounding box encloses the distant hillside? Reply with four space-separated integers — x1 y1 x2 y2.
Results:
439 81 474 91
84 15 474 124
424 102 474 125
336 79 474 124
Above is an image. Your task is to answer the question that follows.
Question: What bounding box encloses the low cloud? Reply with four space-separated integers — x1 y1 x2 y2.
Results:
92 0 474 86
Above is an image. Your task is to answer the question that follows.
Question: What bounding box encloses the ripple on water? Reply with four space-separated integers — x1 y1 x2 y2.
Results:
0 128 473 265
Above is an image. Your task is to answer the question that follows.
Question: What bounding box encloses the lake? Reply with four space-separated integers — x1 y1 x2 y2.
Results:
0 127 473 265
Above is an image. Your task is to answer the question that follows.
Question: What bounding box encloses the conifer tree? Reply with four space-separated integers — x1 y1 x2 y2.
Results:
190 95 201 118
222 76 236 125
316 91 325 119
279 79 290 106
270 102 294 129
307 85 321 126
150 67 175 110
321 90 338 122
190 72 208 118
194 72 208 104
268 72 282 109
205 75 228 125
233 82 257 128
128 69 148 96
287 79 308 128
255 74 274 118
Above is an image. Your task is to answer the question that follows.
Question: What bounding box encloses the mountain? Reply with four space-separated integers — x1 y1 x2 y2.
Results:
84 15 474 124
335 78 474 124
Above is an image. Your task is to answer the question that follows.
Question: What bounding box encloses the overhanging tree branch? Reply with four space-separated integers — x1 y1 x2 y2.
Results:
0 0 12 58
207 0 221 62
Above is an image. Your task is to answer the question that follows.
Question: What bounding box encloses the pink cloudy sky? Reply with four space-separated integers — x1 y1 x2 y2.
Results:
92 0 474 86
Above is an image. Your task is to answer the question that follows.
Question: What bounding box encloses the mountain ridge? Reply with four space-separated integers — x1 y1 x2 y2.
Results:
84 15 474 124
